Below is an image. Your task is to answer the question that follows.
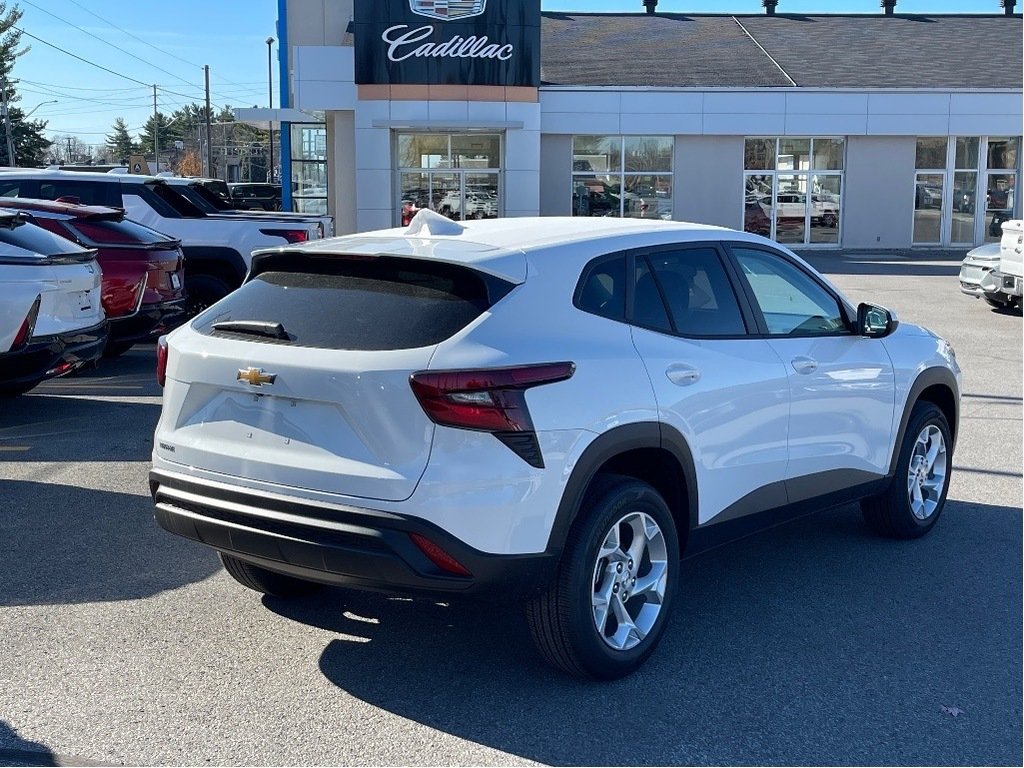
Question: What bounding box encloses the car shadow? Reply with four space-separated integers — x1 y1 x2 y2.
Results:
0 348 160 463
263 500 1022 766
0 480 219 607
0 721 56 767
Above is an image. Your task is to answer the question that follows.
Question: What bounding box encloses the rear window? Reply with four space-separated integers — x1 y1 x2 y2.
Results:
69 217 177 246
195 258 511 351
0 218 90 257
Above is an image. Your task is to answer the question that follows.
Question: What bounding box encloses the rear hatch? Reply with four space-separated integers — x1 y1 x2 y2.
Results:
0 214 103 336
158 247 517 501
66 212 185 308
1000 219 1023 278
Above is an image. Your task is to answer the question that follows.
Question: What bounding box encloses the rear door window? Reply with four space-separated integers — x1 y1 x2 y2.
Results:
195 257 513 351
641 247 748 337
39 180 118 207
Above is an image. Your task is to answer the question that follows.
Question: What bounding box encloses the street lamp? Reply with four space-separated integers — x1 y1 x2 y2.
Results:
23 100 57 119
266 36 275 184
3 99 57 166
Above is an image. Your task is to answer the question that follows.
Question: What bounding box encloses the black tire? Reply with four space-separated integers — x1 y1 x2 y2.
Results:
861 401 952 539
219 553 322 597
184 274 231 319
0 380 42 397
983 293 1019 312
822 212 838 229
526 476 680 680
102 339 135 358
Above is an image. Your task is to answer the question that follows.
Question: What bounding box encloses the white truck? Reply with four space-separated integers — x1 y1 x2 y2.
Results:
993 219 1023 309
0 170 333 315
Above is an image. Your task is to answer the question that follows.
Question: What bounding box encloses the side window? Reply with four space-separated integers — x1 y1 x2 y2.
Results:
576 255 626 321
633 257 671 332
0 179 22 197
732 247 848 336
642 247 747 337
39 180 113 207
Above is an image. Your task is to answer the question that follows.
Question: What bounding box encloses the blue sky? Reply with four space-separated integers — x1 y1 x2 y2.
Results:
14 0 1008 147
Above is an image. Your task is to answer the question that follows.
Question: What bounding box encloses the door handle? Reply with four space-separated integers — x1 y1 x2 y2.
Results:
666 363 701 386
791 356 818 375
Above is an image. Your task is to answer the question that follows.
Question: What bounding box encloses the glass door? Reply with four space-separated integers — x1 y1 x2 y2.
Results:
913 172 945 244
396 133 502 226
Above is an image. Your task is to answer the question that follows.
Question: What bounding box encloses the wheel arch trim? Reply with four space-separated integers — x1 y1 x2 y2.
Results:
545 422 699 555
890 366 960 476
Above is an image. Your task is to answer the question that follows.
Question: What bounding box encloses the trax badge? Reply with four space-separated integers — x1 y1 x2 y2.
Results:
237 367 276 386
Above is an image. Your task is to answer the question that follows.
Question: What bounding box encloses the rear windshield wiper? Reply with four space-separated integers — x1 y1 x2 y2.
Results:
211 320 290 340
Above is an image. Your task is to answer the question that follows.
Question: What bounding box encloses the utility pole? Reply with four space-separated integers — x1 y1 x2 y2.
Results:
152 85 159 174
1 74 15 167
204 65 214 179
66 136 73 164
266 37 274 184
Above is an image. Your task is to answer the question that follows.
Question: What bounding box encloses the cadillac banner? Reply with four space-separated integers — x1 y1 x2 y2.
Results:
354 0 541 87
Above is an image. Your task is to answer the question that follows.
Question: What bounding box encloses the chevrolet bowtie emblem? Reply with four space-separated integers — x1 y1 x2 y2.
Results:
237 367 276 386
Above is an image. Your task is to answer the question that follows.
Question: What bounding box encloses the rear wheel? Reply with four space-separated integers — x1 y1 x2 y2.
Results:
0 380 42 397
862 401 952 539
527 477 679 680
184 274 231 318
219 553 322 597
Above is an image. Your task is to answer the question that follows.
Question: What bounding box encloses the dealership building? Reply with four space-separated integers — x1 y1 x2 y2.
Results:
258 1 1023 249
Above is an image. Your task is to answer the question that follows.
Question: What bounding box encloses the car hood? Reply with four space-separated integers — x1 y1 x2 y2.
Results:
963 242 1001 263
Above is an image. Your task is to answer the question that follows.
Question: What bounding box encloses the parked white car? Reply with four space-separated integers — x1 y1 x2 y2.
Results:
151 212 961 679
0 170 330 316
0 209 106 395
958 242 1003 306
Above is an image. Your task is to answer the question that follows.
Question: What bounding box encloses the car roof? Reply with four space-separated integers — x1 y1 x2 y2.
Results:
0 197 123 218
0 168 157 184
273 215 760 283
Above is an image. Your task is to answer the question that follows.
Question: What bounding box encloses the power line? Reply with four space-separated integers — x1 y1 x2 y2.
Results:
15 27 151 87
62 0 258 92
19 0 205 91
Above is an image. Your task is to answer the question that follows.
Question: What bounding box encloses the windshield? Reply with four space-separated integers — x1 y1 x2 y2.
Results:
187 183 235 212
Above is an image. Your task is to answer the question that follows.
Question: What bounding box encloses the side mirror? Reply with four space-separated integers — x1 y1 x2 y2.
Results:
857 302 898 338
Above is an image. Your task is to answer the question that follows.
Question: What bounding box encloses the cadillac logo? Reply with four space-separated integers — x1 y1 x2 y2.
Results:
410 0 487 21
237 367 277 386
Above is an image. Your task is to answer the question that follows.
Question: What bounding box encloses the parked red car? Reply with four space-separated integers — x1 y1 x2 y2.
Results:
1 199 187 356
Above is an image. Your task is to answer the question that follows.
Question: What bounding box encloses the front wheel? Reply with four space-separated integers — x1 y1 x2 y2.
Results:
862 402 952 539
527 477 680 680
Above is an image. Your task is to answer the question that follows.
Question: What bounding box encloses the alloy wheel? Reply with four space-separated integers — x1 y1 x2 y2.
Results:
906 424 947 520
591 511 669 651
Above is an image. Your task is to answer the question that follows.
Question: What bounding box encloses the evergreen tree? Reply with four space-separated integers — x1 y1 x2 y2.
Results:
106 117 138 163
0 3 53 166
138 112 182 159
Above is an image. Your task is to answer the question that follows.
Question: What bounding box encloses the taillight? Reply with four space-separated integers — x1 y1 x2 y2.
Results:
409 362 575 467
408 533 472 577
156 336 168 387
260 228 309 244
12 295 41 349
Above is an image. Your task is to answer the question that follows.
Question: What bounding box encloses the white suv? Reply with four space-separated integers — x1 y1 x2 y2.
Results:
150 212 961 679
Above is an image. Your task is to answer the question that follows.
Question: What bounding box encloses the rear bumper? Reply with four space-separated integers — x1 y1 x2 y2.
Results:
0 321 108 387
994 270 1023 298
109 299 188 346
149 469 558 600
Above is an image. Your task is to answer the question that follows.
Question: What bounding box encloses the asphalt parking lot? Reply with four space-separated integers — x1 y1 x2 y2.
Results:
1 249 1020 767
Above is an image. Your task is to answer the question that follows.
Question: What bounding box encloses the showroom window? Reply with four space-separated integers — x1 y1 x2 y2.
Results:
913 136 1021 246
291 123 327 216
397 133 501 225
743 137 844 246
572 136 672 219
